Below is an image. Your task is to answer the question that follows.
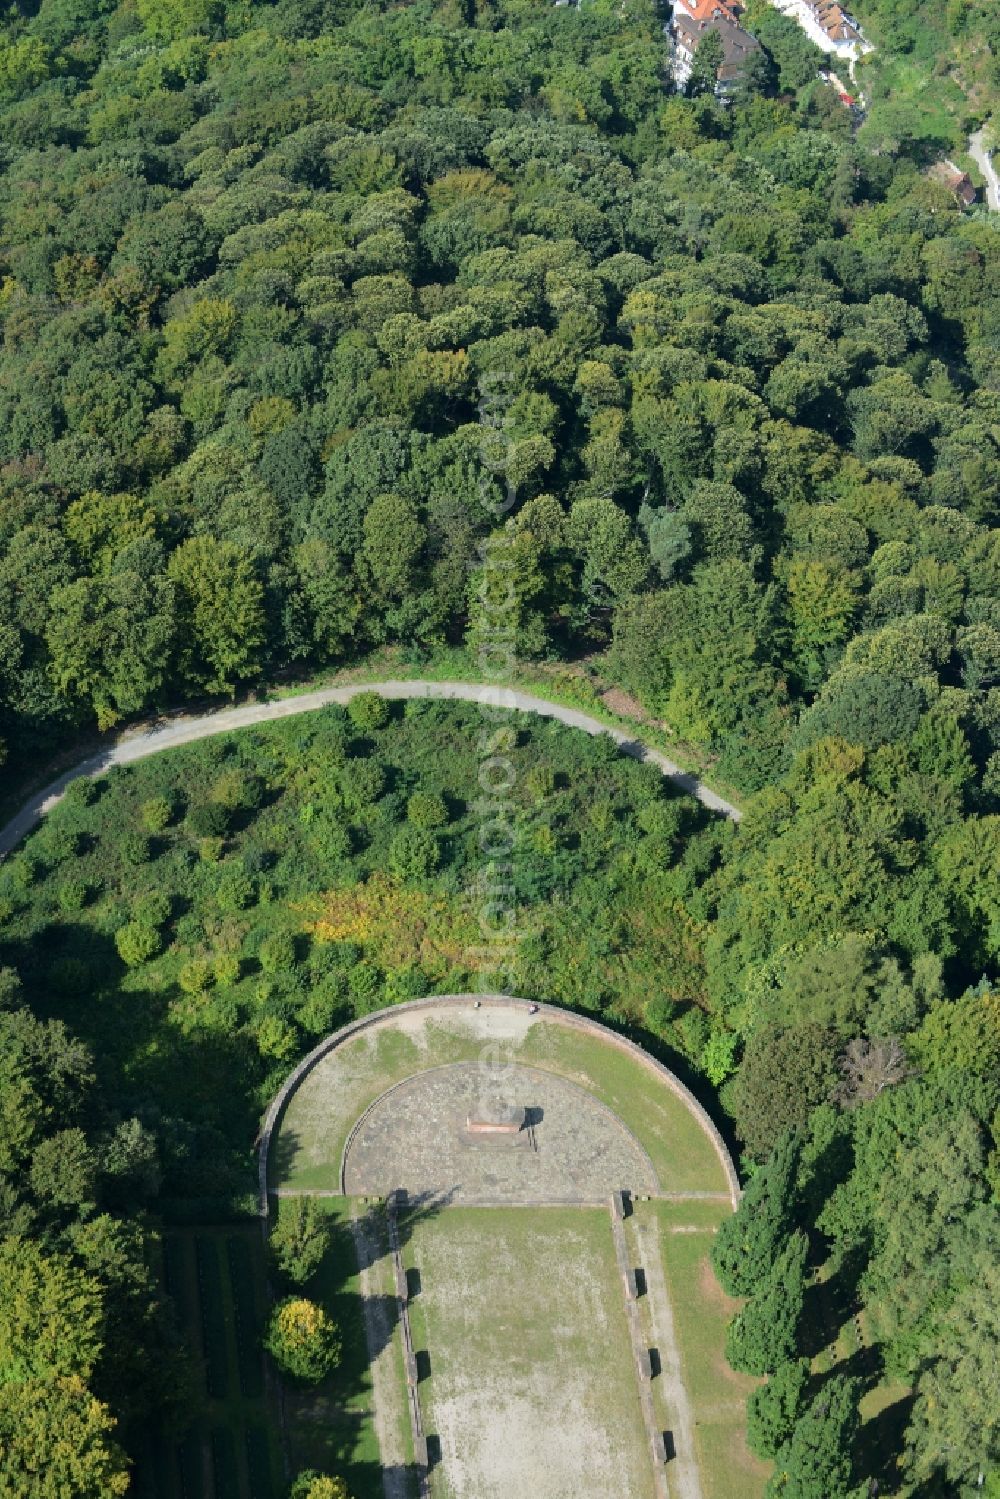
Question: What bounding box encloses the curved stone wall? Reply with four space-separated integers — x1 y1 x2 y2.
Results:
258 993 742 1213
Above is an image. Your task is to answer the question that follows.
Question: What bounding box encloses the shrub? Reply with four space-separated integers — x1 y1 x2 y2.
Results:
388 825 439 882
256 1014 298 1060
674 1004 709 1059
119 829 151 867
530 824 556 857
198 836 225 863
302 810 351 862
269 1197 332 1286
115 922 162 965
259 931 297 975
384 963 426 1003
141 796 174 833
62 776 98 809
525 765 555 800
702 1026 740 1086
213 953 241 987
638 800 682 842
406 791 448 829
188 801 229 838
57 879 89 913
290 1472 350 1499
42 824 80 864
10 855 39 892
337 758 386 812
645 993 677 1040
346 691 390 732
216 864 257 911
299 981 345 1036
347 962 382 1014
211 768 262 811
134 890 171 928
264 1297 340 1383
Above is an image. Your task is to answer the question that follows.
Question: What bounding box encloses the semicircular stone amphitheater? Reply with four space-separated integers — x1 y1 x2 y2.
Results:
263 993 739 1211
343 1062 661 1203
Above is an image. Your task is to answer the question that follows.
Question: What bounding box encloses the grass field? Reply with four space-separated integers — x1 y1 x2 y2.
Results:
134 1226 283 1499
271 1005 729 1199
646 1201 769 1499
400 1205 656 1499
279 1198 415 1499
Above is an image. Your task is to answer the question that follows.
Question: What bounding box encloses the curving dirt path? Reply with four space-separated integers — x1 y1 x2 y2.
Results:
969 128 1000 211
0 679 741 858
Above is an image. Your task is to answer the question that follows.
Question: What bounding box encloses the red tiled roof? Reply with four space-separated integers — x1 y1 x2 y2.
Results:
674 0 742 26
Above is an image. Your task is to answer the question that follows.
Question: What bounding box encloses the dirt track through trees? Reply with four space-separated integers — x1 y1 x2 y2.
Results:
0 678 740 858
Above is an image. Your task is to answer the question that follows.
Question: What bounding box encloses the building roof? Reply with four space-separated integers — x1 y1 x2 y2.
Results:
674 11 762 78
811 0 862 43
673 0 743 25
929 161 977 206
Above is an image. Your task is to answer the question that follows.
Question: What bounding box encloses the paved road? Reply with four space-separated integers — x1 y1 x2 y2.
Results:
969 129 1000 211
0 679 741 858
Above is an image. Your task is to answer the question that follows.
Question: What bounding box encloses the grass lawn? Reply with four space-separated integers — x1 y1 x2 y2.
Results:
400 1205 656 1499
134 1226 283 1499
516 1018 728 1193
280 1198 414 1499
645 1201 770 1499
138 1205 411 1499
808 1260 915 1493
271 1006 730 1197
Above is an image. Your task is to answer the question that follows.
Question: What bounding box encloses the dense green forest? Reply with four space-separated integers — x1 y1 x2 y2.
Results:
0 0 998 1492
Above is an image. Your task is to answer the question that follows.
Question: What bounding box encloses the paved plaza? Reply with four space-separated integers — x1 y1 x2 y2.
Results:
343 1062 660 1202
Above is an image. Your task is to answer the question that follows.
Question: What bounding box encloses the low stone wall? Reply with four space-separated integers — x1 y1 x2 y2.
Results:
257 994 741 1215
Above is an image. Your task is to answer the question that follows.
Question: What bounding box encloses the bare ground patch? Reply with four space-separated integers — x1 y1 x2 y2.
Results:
698 1253 742 1317
405 1207 656 1499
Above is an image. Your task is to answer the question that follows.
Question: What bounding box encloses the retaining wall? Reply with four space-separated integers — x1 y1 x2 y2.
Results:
258 994 742 1215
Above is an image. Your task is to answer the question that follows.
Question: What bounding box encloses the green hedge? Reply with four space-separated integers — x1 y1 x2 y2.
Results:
245 1424 277 1499
211 1426 241 1499
195 1236 231 1401
227 1235 265 1399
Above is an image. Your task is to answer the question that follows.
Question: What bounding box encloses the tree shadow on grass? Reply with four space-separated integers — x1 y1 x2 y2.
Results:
799 1247 868 1360
857 1388 916 1497
268 1121 308 1193
282 1191 454 1499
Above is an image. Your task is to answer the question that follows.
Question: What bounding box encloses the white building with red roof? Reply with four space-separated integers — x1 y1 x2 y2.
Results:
769 0 871 62
669 0 763 93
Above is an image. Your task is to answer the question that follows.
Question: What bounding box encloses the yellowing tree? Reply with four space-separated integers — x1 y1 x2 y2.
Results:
264 1298 341 1384
290 1473 351 1499
0 1377 129 1498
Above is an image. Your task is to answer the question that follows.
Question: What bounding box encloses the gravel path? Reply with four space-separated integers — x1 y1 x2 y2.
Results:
630 1210 704 1499
0 679 741 858
349 1205 412 1499
969 129 1000 211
